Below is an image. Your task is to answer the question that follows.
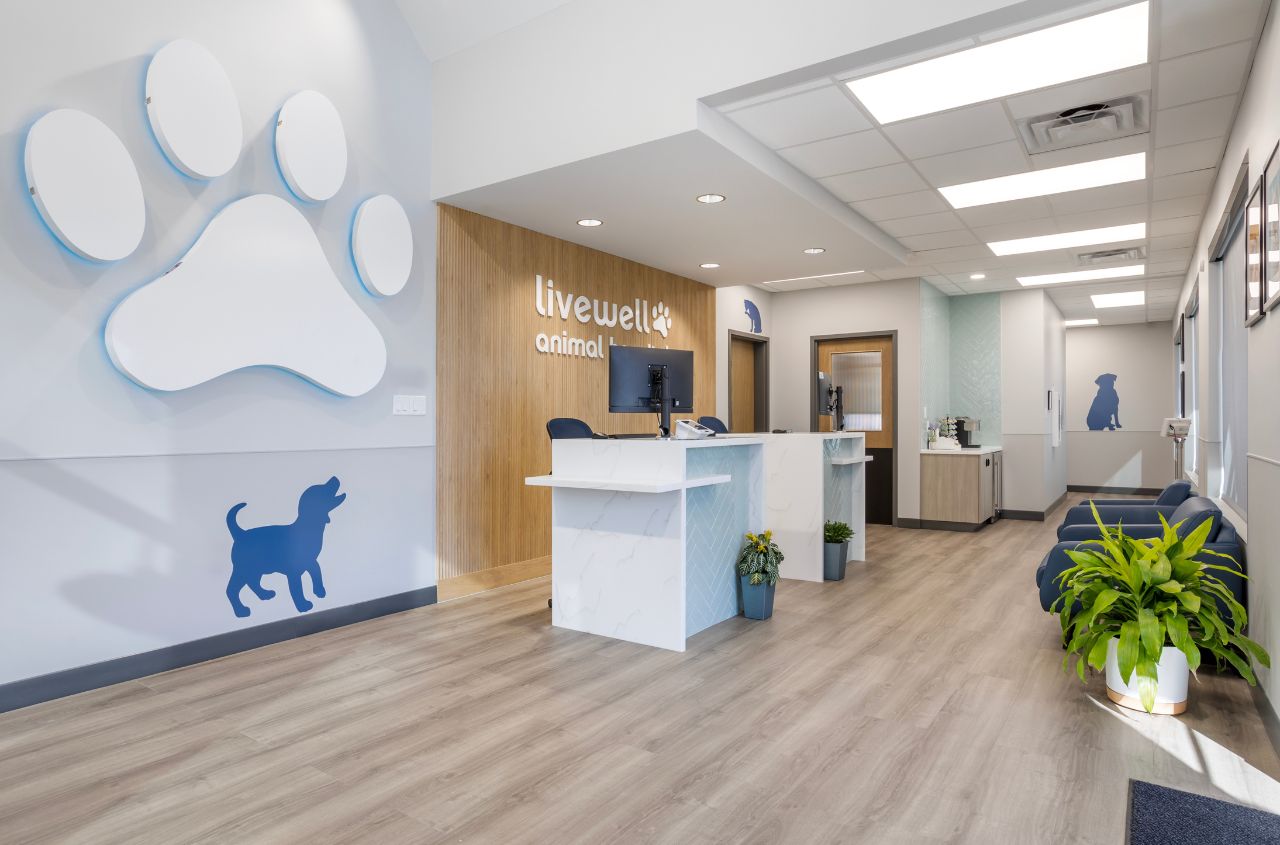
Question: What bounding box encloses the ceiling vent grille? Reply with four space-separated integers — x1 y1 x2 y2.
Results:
1077 246 1146 266
1018 93 1149 155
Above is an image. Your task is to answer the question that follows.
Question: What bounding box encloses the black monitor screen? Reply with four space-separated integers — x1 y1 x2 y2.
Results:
608 346 694 413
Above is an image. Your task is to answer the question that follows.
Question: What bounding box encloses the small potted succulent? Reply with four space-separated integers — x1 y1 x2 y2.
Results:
1053 503 1269 714
823 520 854 581
737 530 783 620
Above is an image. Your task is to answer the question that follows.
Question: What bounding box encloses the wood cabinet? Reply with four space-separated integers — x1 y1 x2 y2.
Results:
920 450 1000 528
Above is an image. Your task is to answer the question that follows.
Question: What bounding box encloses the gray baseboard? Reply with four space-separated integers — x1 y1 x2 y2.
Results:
0 585 437 714
1000 509 1045 521
1067 484 1163 496
1252 684 1280 761
896 517 921 529
917 519 984 533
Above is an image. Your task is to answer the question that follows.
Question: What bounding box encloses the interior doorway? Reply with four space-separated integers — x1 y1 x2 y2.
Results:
728 331 769 432
812 332 896 525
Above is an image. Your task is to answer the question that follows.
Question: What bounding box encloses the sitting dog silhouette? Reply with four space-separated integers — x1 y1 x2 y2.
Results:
225 476 346 617
1086 373 1122 431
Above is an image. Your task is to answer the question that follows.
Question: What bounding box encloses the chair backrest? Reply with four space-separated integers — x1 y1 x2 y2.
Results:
546 417 594 440
1155 480 1194 507
1168 496 1222 541
697 416 729 434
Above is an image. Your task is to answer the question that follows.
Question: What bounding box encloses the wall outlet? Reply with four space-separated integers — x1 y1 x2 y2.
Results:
393 394 427 415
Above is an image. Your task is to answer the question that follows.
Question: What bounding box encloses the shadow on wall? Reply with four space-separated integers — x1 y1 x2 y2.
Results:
1087 373 1122 431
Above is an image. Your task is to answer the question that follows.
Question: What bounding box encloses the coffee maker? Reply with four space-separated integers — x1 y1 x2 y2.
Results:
955 417 982 448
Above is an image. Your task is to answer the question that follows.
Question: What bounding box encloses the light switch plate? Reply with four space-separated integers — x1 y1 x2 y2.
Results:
393 394 427 415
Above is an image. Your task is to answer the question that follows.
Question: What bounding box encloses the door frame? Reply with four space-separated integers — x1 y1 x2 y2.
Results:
809 330 898 526
727 330 769 432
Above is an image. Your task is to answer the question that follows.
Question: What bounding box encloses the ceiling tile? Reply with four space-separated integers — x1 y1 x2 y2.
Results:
954 196 1054 228
1159 0 1266 59
1053 203 1149 231
1028 134 1149 170
1153 168 1216 201
881 102 1016 160
1151 194 1208 219
970 218 1068 242
1149 233 1195 252
866 265 927 280
878 211 966 237
1153 138 1225 177
1005 65 1153 120
916 141 1028 187
1147 259 1193 275
1157 41 1252 108
1149 247 1193 264
1047 180 1149 216
778 130 902 178
1155 96 1239 148
899 230 979 251
1150 215 1201 237
821 163 928 202
909 244 992 263
726 85 871 149
850 189 949 220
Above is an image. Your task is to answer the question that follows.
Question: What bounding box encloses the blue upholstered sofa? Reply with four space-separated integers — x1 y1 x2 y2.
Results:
1036 496 1245 613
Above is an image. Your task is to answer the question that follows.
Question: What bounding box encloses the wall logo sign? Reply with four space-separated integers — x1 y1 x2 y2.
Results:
744 299 761 333
225 477 346 617
1086 373 1122 431
533 274 672 360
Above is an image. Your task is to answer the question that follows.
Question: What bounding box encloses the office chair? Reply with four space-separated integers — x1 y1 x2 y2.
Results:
697 416 729 434
546 417 597 439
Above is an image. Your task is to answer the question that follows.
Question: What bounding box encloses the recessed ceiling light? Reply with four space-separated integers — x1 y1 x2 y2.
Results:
989 223 1146 256
760 269 865 285
939 153 1146 209
1018 265 1144 286
969 273 986 280
700 263 720 269
845 3 1149 124
696 193 726 204
577 218 603 227
1092 290 1145 308
1065 318 1100 327
803 247 826 254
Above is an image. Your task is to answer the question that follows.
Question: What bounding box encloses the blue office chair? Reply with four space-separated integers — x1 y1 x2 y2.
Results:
698 416 729 434
546 417 597 439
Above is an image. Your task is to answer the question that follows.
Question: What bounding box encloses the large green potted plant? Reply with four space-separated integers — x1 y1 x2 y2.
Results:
737 530 782 620
1053 503 1269 714
823 520 854 581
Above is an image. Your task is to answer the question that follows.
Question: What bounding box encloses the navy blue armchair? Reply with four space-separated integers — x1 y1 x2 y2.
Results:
1056 495 1217 542
697 416 729 434
1075 480 1192 508
546 418 606 440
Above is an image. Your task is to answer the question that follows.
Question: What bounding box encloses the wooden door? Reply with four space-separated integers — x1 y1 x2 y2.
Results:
815 336 894 448
729 336 757 432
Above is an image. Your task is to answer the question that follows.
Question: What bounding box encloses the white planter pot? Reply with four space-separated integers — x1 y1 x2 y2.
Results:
1104 637 1189 715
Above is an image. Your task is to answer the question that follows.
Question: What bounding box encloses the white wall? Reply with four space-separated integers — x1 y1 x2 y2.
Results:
767 279 923 520
0 0 436 686
1000 289 1065 513
714 285 773 422
1065 323 1175 490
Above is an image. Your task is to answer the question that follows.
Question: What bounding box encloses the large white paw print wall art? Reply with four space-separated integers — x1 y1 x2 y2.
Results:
23 39 413 397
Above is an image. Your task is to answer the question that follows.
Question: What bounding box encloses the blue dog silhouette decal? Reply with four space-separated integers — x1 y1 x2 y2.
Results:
225 476 346 617
1086 373 1122 431
744 299 762 333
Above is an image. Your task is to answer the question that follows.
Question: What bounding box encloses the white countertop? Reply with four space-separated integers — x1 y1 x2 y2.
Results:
601 436 765 448
920 446 1002 456
720 431 865 440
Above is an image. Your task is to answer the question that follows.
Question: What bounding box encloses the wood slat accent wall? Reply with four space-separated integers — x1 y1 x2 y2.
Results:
436 205 716 582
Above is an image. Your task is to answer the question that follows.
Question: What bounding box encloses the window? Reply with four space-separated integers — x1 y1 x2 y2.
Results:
831 350 883 431
1219 224 1248 516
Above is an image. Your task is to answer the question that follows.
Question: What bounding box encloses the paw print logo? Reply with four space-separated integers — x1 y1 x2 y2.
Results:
24 39 414 398
652 301 672 339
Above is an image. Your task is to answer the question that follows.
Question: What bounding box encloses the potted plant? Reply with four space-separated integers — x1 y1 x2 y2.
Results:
1052 503 1269 714
823 520 854 581
737 530 783 620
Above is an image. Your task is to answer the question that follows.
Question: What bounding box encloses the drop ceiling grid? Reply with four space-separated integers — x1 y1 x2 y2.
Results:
717 0 1264 317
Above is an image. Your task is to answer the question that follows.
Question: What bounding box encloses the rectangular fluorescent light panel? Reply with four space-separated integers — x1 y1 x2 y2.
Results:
940 153 1146 209
1065 318 1099 327
845 3 1149 124
1017 264 1145 286
989 223 1146 256
1092 290 1145 308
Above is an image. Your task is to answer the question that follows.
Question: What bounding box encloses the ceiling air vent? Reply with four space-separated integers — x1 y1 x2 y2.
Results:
1018 93 1149 155
1077 246 1145 266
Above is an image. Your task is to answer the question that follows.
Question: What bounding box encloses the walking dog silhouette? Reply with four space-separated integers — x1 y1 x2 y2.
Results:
225 477 346 617
1086 373 1122 431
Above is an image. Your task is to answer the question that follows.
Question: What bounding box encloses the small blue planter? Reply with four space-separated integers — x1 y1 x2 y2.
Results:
740 575 775 620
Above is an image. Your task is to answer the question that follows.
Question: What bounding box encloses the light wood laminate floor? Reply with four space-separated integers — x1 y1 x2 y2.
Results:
3 501 1280 844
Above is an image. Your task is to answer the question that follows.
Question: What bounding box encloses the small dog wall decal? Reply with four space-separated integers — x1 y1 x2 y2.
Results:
1086 373 1122 431
744 299 762 333
225 476 346 617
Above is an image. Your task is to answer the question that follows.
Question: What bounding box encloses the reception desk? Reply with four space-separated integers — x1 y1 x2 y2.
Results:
526 438 763 651
727 432 869 581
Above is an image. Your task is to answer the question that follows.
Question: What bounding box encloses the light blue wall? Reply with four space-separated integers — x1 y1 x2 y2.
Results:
920 282 952 447
949 293 1002 447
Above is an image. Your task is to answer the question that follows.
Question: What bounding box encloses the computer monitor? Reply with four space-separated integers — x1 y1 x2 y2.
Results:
609 345 694 437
